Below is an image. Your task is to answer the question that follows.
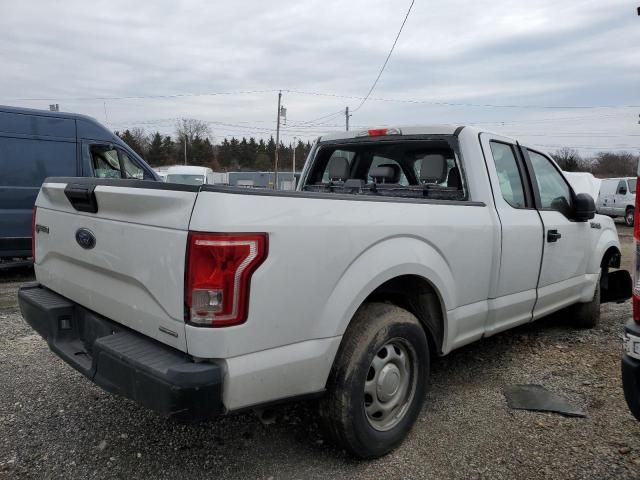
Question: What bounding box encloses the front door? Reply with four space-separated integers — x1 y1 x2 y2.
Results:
524 149 592 319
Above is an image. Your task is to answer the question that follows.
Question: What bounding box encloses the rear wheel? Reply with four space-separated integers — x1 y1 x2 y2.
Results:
625 207 634 227
319 303 429 458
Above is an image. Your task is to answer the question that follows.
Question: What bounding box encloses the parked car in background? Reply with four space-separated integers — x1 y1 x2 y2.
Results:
0 105 159 260
154 168 169 181
165 165 215 186
596 177 636 226
20 125 631 458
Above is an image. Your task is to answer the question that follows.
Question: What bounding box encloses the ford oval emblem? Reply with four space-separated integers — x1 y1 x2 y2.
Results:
75 228 96 250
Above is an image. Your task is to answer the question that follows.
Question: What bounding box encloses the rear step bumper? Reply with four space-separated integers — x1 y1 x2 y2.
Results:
18 283 224 421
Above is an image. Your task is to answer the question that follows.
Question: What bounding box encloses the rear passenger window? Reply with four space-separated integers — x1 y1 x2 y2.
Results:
304 139 465 201
0 136 76 186
489 141 526 208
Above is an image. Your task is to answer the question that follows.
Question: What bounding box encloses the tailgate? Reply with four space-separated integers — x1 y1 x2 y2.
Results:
33 179 199 351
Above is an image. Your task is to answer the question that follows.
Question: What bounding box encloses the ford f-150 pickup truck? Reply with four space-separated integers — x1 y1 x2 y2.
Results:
19 125 632 458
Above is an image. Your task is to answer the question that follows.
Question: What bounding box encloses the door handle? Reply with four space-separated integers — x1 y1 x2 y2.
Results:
547 229 562 243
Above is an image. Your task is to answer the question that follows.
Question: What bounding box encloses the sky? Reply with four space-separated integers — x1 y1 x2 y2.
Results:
0 0 638 155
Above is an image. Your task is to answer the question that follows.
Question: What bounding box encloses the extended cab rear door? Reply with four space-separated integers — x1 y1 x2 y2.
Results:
479 133 543 334
521 148 591 319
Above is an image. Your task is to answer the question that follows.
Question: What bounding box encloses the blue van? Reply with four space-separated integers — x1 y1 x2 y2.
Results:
0 105 159 260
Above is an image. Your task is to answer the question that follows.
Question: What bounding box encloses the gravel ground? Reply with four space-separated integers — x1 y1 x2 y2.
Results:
1 226 639 479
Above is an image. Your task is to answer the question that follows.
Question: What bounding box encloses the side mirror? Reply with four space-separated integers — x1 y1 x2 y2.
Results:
619 187 627 195
574 193 595 221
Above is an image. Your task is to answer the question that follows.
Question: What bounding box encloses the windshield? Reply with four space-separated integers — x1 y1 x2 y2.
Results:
629 180 636 194
166 174 205 185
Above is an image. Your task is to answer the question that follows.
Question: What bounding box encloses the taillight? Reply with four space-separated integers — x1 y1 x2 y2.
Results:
185 232 268 327
633 177 640 323
31 207 37 262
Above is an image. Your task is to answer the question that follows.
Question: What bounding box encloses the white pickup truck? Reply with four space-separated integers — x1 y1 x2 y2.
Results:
19 125 631 458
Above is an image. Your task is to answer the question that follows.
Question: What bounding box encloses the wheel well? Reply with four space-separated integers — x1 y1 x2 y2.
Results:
627 206 634 212
601 246 621 271
600 246 622 301
363 275 444 355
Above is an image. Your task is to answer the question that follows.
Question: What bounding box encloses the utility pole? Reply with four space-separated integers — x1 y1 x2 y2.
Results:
345 106 351 131
274 91 282 189
183 135 187 165
292 136 297 190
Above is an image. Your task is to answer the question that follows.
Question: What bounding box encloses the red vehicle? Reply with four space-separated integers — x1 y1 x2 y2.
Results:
623 173 640 420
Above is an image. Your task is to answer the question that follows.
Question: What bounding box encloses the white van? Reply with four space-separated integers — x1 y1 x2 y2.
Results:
596 177 636 226
165 166 214 186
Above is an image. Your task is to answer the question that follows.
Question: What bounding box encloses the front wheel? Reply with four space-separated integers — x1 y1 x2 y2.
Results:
569 276 600 329
319 303 429 458
625 208 634 227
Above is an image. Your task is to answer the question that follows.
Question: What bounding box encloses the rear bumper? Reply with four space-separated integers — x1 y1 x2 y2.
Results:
622 320 640 421
18 283 224 421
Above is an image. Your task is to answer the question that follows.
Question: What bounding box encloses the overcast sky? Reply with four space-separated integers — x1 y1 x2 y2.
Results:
1 0 638 154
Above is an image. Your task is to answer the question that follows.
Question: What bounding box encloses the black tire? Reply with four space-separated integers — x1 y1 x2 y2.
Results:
319 302 429 458
625 208 634 227
569 277 600 328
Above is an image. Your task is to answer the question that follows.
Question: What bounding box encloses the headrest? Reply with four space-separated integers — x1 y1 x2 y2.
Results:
370 163 401 183
327 156 350 181
419 154 447 183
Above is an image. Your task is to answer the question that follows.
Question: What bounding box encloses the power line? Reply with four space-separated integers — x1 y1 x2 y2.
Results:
4 89 279 102
285 89 640 110
7 86 638 111
351 0 415 113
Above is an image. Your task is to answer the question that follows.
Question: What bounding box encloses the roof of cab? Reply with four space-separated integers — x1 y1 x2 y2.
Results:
318 125 474 142
0 104 102 122
0 104 119 142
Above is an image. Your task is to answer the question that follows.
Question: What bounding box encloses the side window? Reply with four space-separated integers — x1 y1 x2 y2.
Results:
89 145 144 179
617 180 627 195
489 141 526 208
528 150 573 216
119 149 143 179
90 145 122 178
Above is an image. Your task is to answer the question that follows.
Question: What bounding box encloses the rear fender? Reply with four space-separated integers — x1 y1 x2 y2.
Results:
312 235 453 341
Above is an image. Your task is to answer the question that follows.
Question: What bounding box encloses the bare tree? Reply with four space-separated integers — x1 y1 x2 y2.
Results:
175 118 211 144
592 152 638 177
551 147 583 171
130 127 149 152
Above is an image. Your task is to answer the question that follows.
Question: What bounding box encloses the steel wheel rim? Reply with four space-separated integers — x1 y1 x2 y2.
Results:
363 338 418 431
627 211 634 225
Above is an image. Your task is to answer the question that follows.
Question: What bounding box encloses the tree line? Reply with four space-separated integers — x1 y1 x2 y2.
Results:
116 118 312 171
551 147 639 177
116 118 638 178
